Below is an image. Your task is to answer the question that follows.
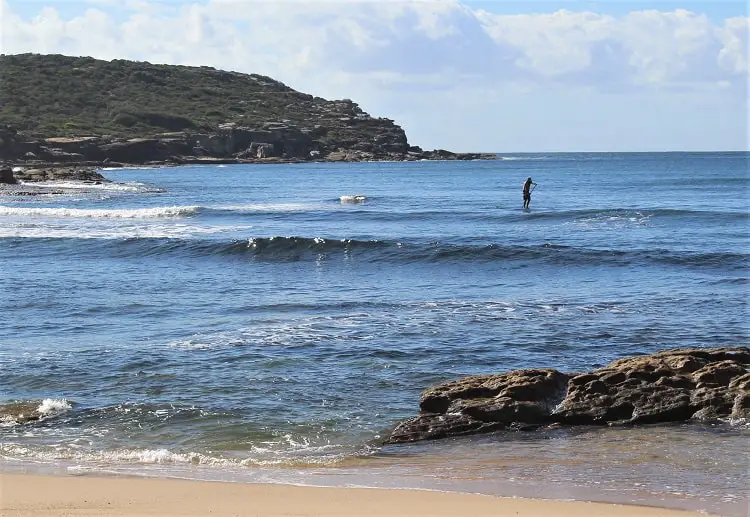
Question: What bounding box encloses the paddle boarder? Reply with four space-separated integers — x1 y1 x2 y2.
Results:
523 177 537 209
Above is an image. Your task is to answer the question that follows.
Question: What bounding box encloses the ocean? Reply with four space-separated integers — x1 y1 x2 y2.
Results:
1 153 748 516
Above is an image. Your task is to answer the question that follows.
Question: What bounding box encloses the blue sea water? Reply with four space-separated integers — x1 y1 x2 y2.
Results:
1 153 748 515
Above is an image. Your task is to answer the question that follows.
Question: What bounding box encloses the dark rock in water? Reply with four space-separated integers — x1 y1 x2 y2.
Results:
0 166 16 184
555 347 750 426
0 399 72 426
12 166 107 183
389 413 507 443
389 369 570 443
386 347 750 444
0 401 42 425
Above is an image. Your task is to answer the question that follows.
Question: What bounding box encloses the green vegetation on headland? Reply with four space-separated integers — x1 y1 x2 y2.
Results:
0 53 495 168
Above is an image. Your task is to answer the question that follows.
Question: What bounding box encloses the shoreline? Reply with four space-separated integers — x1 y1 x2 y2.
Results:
0 155 495 188
0 473 713 517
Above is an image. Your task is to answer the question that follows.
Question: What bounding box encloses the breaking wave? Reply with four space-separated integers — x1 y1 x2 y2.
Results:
0 399 73 427
0 205 200 219
339 195 367 204
4 235 746 270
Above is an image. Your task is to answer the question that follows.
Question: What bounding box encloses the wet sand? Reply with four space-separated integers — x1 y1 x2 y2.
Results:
0 473 714 517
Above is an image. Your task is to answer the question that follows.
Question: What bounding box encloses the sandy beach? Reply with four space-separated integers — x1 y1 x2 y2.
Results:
0 474 714 517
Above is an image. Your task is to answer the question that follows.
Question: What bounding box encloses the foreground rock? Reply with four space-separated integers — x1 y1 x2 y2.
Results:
387 347 750 444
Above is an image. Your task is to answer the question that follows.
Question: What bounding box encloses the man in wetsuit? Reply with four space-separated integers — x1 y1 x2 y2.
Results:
523 177 537 209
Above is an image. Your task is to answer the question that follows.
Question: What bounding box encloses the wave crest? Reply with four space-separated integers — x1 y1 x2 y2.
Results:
0 398 73 427
0 205 200 219
340 195 367 204
2 234 746 270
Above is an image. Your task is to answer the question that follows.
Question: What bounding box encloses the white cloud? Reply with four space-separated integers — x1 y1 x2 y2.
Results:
476 7 748 88
1 0 747 151
619 9 721 85
718 16 750 74
2 1 746 89
477 9 618 76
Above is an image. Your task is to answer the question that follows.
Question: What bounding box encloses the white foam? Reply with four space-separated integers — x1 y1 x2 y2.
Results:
497 156 549 161
0 443 348 468
569 210 652 230
37 398 72 417
119 449 202 464
0 205 200 219
0 444 220 466
100 166 160 171
0 223 251 240
167 338 216 351
215 203 325 212
1 398 74 426
0 415 20 427
23 181 161 193
340 195 367 204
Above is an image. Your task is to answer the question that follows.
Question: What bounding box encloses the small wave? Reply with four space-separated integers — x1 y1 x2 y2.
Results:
707 277 749 286
209 203 325 213
0 443 222 466
0 205 200 219
18 181 162 193
340 194 367 204
0 398 73 427
0 223 250 240
100 166 161 171
347 207 747 226
0 443 354 469
521 208 749 223
104 448 210 465
223 239 746 270
3 235 746 270
0 401 368 467
497 155 551 161
37 398 73 417
246 236 389 254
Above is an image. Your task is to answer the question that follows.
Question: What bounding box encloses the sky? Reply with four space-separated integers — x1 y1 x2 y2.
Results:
1 0 748 152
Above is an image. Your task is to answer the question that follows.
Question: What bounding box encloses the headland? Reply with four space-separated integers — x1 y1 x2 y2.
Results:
0 53 494 186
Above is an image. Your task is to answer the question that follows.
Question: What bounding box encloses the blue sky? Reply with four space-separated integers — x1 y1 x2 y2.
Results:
8 0 748 21
465 1 746 21
2 0 748 152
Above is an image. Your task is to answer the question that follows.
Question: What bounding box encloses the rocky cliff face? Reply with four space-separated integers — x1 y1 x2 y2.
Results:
388 347 750 443
0 123 492 168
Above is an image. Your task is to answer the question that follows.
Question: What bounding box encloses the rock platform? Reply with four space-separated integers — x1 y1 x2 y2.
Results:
387 347 750 443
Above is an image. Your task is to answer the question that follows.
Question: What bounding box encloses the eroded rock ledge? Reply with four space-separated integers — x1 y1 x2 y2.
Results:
387 347 750 444
0 123 495 169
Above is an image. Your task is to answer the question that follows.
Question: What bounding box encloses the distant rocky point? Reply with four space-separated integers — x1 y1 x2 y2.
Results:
0 164 105 183
387 347 750 443
0 54 495 175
